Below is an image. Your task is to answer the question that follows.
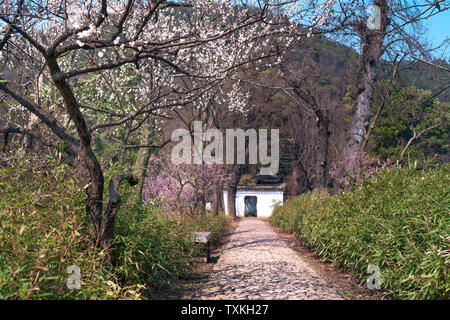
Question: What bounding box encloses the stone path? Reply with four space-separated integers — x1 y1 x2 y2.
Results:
186 217 345 300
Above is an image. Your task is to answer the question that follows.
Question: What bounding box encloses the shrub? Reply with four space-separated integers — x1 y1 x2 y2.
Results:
112 202 199 295
0 156 230 299
0 157 141 299
180 212 230 244
112 182 229 295
239 174 257 185
270 164 450 299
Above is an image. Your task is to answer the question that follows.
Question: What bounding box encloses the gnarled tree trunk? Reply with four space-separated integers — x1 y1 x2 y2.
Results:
101 171 138 262
47 56 108 247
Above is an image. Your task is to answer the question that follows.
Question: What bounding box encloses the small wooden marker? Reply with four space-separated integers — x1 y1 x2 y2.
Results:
193 232 212 263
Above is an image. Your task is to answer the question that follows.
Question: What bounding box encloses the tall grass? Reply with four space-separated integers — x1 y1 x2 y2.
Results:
270 164 449 299
113 203 230 297
0 157 132 299
0 157 229 299
181 213 230 244
112 201 197 294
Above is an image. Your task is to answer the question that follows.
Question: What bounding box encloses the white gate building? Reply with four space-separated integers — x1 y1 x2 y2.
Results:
223 184 285 218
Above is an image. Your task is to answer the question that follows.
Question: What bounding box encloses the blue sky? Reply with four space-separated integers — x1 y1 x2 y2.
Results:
424 8 450 59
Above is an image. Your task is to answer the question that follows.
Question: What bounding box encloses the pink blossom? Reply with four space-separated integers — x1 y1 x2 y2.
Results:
143 154 231 213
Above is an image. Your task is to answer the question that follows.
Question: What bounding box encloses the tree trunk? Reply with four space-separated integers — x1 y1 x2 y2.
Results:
118 126 131 166
227 164 243 219
22 113 40 152
360 59 399 151
100 171 138 262
133 119 152 202
345 0 389 165
23 75 43 152
214 184 222 215
47 56 106 246
80 150 105 246
227 186 237 219
312 107 330 188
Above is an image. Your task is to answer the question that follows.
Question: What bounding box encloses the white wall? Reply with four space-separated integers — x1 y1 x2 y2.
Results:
222 190 283 218
223 191 228 216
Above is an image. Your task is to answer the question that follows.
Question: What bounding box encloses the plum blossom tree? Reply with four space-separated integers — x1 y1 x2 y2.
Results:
2 0 330 254
143 153 231 215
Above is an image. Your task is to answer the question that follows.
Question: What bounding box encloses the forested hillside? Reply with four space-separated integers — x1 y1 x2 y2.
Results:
225 36 449 196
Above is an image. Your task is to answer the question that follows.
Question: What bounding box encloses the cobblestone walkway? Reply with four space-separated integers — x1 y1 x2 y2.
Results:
187 217 345 300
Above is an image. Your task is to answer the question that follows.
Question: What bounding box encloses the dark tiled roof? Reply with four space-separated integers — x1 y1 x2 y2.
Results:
255 174 283 184
235 183 286 191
